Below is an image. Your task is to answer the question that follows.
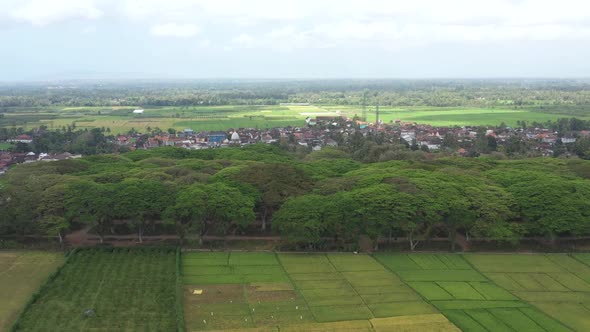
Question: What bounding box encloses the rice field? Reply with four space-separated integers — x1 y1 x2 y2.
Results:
3 104 588 135
0 251 64 331
374 253 571 332
9 251 590 331
183 252 457 331
321 105 590 127
465 253 590 331
11 248 178 331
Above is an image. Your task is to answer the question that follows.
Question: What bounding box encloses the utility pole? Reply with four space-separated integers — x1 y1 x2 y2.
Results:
361 90 368 122
374 93 380 125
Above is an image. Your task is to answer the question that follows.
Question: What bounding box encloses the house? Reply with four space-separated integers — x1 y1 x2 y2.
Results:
7 134 33 144
39 152 82 162
116 135 129 145
207 132 227 146
324 138 338 147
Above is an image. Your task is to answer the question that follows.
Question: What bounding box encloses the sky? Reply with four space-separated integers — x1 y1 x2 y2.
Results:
1 0 590 81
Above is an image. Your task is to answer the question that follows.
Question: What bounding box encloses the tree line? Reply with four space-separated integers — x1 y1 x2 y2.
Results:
1 145 590 250
2 79 590 108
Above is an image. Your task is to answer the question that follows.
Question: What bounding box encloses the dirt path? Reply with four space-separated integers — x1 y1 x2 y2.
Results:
64 227 282 247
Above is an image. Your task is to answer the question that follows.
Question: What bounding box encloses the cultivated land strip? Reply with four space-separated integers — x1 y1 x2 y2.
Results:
374 253 572 332
10 250 590 331
464 253 590 331
0 252 64 331
11 248 177 331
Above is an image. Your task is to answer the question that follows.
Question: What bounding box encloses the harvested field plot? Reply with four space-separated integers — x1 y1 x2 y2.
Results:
12 248 177 331
0 251 64 331
375 253 567 332
466 253 590 331
183 252 309 331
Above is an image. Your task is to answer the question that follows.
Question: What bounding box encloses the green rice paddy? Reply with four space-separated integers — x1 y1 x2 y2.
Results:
8 250 590 331
2 104 588 134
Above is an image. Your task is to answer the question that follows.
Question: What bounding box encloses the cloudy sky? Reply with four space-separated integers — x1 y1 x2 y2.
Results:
1 0 590 80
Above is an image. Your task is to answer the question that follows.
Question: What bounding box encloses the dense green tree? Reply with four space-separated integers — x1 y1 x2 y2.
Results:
114 179 173 243
165 183 255 245
231 163 312 230
272 195 328 249
65 180 117 243
508 178 590 242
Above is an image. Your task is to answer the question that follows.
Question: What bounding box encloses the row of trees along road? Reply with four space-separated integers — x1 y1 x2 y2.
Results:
1 145 590 250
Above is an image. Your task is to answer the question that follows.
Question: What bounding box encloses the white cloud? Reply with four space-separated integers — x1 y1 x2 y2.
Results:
232 34 255 47
10 0 102 26
150 23 200 38
3 0 590 48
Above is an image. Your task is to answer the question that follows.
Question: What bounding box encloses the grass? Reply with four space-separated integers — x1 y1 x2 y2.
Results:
12 248 177 331
370 314 460 332
183 252 449 331
10 251 590 331
375 253 569 332
4 104 590 135
183 252 305 331
466 253 590 331
0 142 13 150
183 252 288 285
322 105 590 127
0 251 64 331
280 253 437 323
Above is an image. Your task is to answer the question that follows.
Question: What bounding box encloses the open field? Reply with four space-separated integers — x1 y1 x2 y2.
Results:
322 105 590 127
465 253 590 331
12 248 177 331
182 252 458 331
3 104 590 134
9 251 590 331
1 105 329 134
0 251 64 331
374 253 570 332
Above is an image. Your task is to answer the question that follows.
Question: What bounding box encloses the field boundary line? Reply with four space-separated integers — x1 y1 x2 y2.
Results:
372 253 489 332
325 254 377 320
8 249 76 332
81 252 113 331
432 281 459 299
176 247 186 332
242 282 256 328
461 253 575 332
372 254 442 306
274 252 317 324
568 253 590 268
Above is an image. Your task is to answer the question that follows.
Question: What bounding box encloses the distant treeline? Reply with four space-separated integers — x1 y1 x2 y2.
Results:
1 79 590 108
1 145 590 250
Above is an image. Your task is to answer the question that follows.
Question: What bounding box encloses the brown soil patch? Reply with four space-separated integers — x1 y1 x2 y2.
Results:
184 284 245 304
247 288 298 302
